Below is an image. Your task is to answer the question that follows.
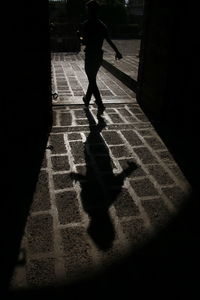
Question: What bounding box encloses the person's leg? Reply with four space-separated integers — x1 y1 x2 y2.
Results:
84 56 93 106
87 76 103 106
84 73 93 103
84 52 105 113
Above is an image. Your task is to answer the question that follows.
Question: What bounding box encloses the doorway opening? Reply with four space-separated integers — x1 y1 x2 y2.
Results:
49 0 144 105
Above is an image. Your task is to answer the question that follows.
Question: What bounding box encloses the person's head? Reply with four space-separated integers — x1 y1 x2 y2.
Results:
86 0 100 19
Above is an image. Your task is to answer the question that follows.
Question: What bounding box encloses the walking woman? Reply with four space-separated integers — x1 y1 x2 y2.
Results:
79 0 123 115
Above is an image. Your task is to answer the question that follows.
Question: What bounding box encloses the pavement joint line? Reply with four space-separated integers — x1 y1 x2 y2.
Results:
46 144 66 279
54 188 76 193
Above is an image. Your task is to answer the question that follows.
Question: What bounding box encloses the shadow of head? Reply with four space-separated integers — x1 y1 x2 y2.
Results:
87 209 115 251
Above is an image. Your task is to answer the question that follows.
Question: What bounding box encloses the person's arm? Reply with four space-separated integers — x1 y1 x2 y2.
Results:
105 36 123 60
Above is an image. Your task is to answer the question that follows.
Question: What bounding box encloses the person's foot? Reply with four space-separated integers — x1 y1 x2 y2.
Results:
83 96 90 108
97 105 105 116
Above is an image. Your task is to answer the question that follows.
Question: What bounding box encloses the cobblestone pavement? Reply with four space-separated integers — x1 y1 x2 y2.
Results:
10 52 190 291
51 52 136 105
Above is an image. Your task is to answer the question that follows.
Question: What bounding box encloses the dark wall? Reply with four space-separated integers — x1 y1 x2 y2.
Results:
3 1 52 134
137 0 199 187
2 1 51 291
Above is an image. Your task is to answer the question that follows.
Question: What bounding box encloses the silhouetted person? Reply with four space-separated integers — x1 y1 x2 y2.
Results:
78 0 122 115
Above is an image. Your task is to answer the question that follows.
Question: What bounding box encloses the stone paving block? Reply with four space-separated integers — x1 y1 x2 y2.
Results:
118 159 146 177
135 123 152 129
144 136 166 150
104 103 125 108
68 132 82 140
71 63 81 71
51 155 70 171
134 147 158 164
68 76 83 92
168 164 187 182
76 119 89 125
141 198 171 230
61 227 93 279
157 150 174 164
123 115 140 123
137 129 153 137
74 109 86 119
147 165 174 185
53 173 74 190
52 126 90 133
135 114 150 123
50 134 66 154
104 124 136 131
114 188 140 217
74 91 84 96
128 107 143 114
100 89 114 96
56 191 81 224
26 258 56 287
75 165 87 178
109 114 125 123
31 170 51 212
100 79 126 96
130 178 159 197
117 108 133 117
26 214 53 254
121 130 143 146
55 106 67 110
102 131 124 145
60 112 72 126
110 145 132 158
70 141 85 164
121 218 148 246
162 186 187 208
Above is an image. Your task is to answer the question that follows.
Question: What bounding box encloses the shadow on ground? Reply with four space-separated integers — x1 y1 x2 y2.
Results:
70 109 136 251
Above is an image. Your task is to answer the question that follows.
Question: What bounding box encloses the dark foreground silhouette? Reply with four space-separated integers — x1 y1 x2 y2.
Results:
2 126 51 296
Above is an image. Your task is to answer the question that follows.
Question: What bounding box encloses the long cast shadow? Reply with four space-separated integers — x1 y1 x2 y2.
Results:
70 109 137 251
